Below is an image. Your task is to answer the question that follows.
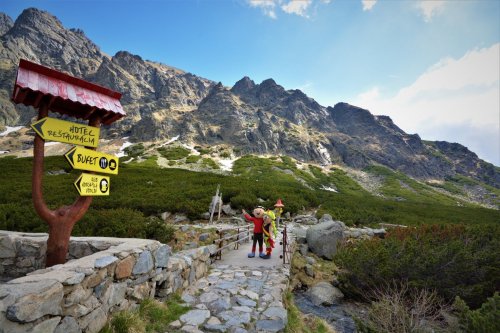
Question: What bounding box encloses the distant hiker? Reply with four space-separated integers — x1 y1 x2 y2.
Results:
262 210 276 259
242 206 265 258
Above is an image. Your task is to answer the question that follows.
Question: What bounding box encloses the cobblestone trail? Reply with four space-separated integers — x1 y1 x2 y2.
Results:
174 230 292 333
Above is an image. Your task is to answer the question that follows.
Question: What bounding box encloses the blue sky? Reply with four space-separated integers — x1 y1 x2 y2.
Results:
2 0 499 165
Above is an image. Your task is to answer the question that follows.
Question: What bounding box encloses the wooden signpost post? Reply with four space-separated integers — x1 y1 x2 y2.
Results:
11 59 125 266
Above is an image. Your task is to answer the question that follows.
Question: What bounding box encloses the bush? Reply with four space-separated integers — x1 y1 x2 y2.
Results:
335 224 500 309
454 292 500 333
202 158 219 169
361 282 450 333
124 143 145 158
157 146 190 160
185 155 201 164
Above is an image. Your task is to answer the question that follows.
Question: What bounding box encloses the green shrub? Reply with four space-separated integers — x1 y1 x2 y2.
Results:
185 155 201 164
219 152 230 158
454 292 500 333
124 143 145 158
157 146 190 160
335 224 500 309
202 158 219 169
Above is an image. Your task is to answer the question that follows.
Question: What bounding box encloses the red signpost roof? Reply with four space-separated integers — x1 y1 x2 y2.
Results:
12 59 125 125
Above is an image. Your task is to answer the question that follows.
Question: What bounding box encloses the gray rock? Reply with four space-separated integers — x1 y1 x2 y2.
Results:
299 244 308 256
0 235 16 258
55 316 82 333
293 215 318 225
306 221 345 259
174 214 189 223
78 307 107 333
94 255 118 268
64 272 86 285
199 233 210 242
6 280 63 323
154 245 171 268
226 311 251 327
305 264 314 277
132 250 154 274
204 323 227 332
207 298 231 313
256 319 285 332
263 306 287 322
200 212 211 220
108 282 127 306
305 256 316 265
31 316 61 333
199 291 219 303
69 242 93 259
180 225 190 232
222 204 236 216
318 214 333 223
180 309 210 326
308 281 344 306
235 296 256 307
161 211 171 220
181 293 196 304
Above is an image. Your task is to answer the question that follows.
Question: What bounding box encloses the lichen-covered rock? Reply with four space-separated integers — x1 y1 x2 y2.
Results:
306 221 345 259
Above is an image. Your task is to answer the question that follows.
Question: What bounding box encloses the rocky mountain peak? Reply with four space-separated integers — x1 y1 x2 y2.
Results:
10 8 64 35
231 76 256 95
0 13 13 36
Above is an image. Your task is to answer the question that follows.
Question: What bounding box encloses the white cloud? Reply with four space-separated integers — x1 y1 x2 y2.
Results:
352 43 500 165
248 0 325 19
362 0 377 11
415 0 446 22
248 0 278 19
281 0 313 17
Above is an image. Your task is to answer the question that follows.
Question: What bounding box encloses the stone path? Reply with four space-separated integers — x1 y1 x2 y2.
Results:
173 230 292 333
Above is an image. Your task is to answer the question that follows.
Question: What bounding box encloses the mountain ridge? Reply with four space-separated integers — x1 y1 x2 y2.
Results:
0 8 498 188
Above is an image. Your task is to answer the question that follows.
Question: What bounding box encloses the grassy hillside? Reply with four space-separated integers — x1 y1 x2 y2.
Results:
0 153 498 238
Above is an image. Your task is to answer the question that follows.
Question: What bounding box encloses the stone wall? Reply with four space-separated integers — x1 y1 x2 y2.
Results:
0 231 216 333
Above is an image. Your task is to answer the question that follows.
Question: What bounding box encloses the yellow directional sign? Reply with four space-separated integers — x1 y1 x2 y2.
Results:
74 173 110 196
65 147 119 175
31 117 100 147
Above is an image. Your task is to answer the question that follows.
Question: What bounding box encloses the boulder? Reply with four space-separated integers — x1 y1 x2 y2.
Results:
174 214 189 223
293 215 318 225
160 212 171 221
221 204 236 216
198 233 210 242
318 214 333 224
306 221 344 259
308 281 344 306
200 212 211 220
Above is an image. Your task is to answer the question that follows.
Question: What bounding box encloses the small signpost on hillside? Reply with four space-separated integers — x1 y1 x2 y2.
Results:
11 59 125 267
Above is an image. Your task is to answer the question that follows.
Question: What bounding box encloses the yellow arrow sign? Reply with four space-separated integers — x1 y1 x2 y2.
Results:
31 117 100 147
74 173 110 196
65 147 119 175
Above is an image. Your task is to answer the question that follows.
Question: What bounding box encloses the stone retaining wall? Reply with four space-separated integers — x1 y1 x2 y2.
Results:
0 231 216 333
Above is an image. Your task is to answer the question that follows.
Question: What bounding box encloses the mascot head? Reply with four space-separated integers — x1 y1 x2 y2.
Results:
253 206 265 218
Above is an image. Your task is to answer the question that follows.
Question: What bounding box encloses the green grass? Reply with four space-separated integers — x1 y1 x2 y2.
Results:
100 295 190 333
284 291 333 333
201 157 219 169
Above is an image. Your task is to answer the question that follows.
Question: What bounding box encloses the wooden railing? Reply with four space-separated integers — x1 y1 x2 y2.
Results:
212 225 252 261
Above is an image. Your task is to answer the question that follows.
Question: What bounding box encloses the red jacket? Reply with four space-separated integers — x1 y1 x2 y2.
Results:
244 214 264 233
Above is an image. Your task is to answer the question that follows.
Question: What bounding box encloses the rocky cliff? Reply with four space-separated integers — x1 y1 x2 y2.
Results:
0 8 498 188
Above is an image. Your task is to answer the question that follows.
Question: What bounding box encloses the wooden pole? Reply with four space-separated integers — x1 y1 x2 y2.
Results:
32 101 100 267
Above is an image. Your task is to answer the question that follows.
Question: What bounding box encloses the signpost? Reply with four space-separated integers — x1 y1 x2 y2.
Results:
12 59 125 267
31 117 100 147
74 173 110 196
65 146 119 175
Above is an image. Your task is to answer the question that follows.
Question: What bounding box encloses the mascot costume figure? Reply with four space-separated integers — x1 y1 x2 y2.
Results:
262 210 278 259
242 206 265 258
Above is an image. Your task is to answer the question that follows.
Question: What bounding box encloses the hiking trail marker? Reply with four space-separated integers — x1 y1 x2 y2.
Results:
12 59 125 267
65 146 119 175
74 173 110 196
31 117 100 147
